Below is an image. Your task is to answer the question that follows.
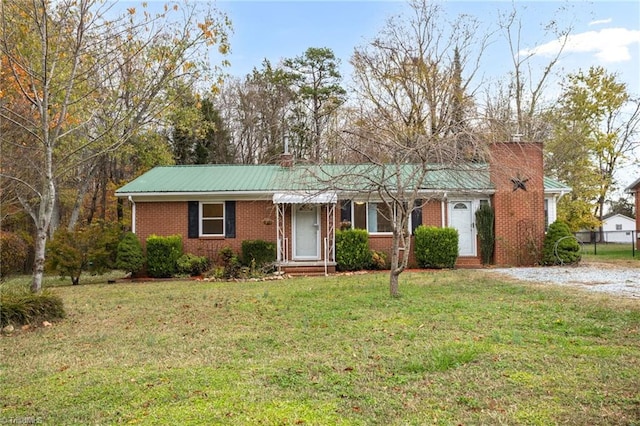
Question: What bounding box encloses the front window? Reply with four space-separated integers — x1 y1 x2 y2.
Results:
201 203 224 235
353 202 393 233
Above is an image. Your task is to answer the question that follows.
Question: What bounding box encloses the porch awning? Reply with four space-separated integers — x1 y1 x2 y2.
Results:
273 191 337 204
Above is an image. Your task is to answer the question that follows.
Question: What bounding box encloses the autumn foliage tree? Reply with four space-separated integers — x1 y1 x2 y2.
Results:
46 222 120 286
546 66 640 230
0 0 230 292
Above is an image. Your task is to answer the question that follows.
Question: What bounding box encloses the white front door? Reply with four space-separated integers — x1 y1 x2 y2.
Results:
294 205 320 259
449 201 475 256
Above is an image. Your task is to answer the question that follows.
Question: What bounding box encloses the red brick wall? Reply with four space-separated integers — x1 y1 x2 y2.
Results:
134 200 347 262
489 142 545 266
135 202 188 244
423 200 443 227
135 200 278 260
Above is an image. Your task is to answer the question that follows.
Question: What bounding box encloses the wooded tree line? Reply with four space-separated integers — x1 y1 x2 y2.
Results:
1 0 638 292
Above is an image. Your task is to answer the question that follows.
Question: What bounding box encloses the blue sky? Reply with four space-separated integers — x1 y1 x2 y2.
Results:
216 0 640 96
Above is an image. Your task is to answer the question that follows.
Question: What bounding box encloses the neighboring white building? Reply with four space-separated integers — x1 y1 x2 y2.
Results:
601 214 636 243
576 214 636 243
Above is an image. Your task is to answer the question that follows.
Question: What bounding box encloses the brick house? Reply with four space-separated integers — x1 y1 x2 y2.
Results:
115 141 570 273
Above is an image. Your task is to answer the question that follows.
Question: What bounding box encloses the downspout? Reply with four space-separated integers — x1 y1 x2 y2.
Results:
128 196 136 234
441 192 447 227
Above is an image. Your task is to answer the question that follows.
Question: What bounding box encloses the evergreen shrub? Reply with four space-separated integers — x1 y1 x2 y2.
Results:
177 254 211 276
146 234 183 278
116 232 145 276
335 229 371 271
542 220 581 265
475 203 495 265
414 226 459 269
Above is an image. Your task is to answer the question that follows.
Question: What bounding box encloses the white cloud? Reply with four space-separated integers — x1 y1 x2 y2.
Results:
520 28 640 63
589 18 612 26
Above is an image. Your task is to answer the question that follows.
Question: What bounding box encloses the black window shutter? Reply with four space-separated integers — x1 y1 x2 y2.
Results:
411 199 423 234
340 200 352 223
188 201 199 239
225 201 236 238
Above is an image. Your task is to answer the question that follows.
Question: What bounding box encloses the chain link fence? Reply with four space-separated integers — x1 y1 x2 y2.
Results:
574 230 638 257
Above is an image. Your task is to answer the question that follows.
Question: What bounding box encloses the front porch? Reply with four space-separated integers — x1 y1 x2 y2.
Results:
273 191 337 276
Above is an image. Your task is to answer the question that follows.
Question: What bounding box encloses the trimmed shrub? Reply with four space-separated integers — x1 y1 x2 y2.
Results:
475 203 495 265
335 229 372 271
542 220 581 265
241 240 276 268
146 234 183 278
0 231 28 280
46 222 121 285
0 287 65 327
414 226 459 269
177 253 211 276
116 232 145 276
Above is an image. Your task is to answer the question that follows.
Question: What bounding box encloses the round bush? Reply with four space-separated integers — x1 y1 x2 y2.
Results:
542 220 581 265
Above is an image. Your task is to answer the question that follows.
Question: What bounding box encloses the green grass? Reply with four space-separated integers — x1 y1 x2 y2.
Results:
580 242 638 258
1 271 639 425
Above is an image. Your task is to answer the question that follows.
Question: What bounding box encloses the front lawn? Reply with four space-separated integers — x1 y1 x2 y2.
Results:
1 271 639 424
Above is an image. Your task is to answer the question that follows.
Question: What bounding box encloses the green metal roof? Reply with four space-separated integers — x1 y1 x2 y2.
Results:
116 163 569 196
543 177 572 193
116 165 286 194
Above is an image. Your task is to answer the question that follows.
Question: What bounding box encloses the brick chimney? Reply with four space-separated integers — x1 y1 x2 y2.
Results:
489 141 545 266
279 152 294 168
279 136 294 167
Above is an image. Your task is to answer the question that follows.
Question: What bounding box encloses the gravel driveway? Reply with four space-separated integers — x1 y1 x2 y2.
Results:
484 262 640 299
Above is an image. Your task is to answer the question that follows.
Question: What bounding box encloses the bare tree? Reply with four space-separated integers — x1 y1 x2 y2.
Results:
333 0 487 296
481 2 573 142
0 0 230 292
215 61 297 164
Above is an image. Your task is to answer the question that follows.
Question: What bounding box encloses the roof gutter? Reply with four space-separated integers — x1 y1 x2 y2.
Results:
115 190 276 200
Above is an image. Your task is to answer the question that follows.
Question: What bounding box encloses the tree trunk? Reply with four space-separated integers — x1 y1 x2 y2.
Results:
31 226 47 293
69 173 94 230
389 269 401 297
49 190 60 239
388 229 405 297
